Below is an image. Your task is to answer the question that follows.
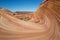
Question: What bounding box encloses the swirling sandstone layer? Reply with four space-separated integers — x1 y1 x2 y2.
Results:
0 0 60 40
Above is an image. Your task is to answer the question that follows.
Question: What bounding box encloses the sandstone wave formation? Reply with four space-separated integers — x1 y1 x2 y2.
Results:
0 0 60 40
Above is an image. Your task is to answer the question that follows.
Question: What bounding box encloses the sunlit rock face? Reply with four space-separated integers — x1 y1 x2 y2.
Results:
0 0 60 40
30 0 60 23
29 0 60 40
0 8 15 16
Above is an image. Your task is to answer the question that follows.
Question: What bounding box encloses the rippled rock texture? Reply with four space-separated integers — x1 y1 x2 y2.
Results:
0 0 60 40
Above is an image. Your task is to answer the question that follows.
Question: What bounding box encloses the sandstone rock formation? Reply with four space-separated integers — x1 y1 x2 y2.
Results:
0 0 60 40
0 8 33 21
14 12 33 21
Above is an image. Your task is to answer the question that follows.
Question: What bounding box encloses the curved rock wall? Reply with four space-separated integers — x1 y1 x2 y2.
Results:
0 0 60 40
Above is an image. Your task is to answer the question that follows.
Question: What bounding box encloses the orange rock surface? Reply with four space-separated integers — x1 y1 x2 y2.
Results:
14 12 33 21
0 0 60 40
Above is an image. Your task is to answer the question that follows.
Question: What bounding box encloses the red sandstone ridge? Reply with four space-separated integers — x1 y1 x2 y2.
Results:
0 0 60 40
0 8 15 16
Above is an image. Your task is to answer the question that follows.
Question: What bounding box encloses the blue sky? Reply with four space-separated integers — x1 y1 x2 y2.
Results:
0 0 44 12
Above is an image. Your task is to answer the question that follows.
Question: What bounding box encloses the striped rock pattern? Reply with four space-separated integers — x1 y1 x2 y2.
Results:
0 0 60 40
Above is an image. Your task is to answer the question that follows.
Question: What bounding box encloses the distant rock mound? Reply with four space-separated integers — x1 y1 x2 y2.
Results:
15 11 33 21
